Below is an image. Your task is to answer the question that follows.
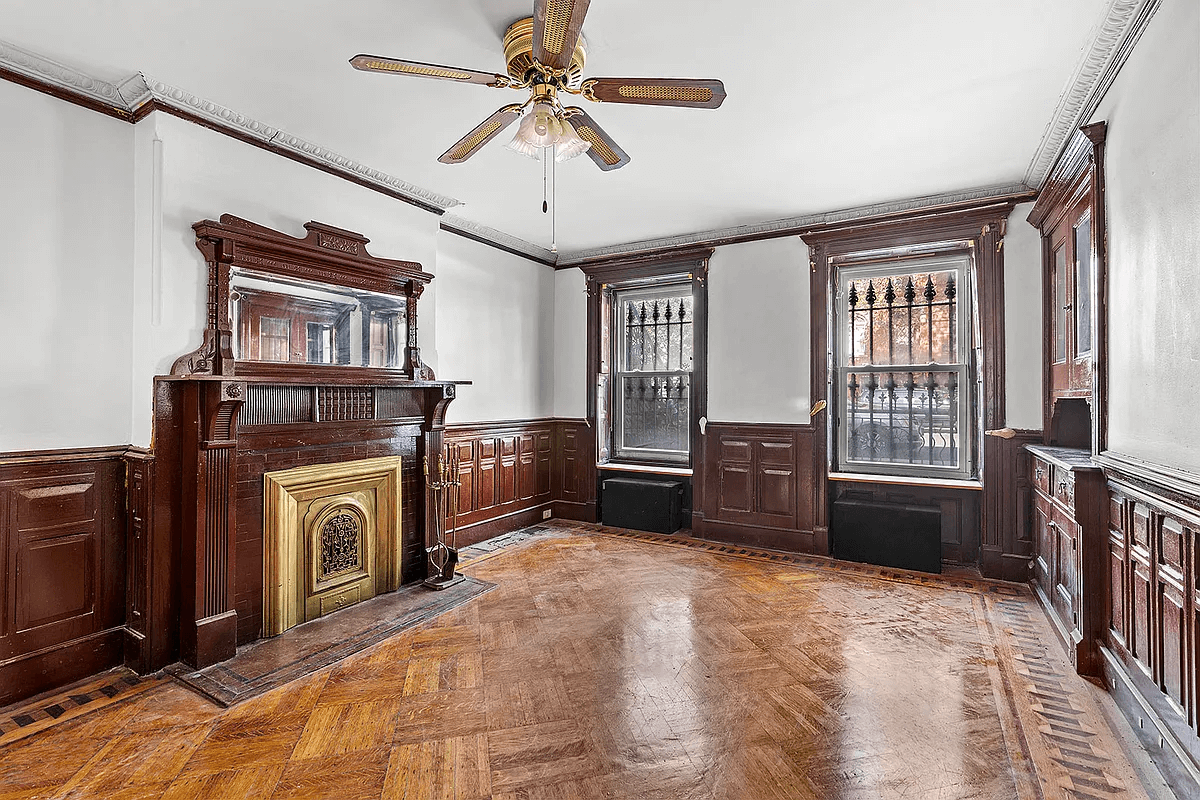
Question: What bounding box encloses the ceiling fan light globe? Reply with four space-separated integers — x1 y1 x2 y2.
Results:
506 131 542 159
554 120 592 162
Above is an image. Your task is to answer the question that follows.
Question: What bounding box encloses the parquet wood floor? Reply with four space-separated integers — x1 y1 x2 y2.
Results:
0 524 1158 799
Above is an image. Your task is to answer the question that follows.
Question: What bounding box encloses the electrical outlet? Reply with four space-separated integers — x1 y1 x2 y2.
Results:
542 509 552 520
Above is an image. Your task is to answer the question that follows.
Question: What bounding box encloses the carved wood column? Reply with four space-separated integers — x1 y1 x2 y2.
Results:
181 379 245 667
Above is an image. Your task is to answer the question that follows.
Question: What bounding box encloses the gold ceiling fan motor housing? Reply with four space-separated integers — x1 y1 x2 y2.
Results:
503 16 587 87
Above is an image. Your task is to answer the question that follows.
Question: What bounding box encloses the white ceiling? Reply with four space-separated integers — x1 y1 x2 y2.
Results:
1 0 1112 255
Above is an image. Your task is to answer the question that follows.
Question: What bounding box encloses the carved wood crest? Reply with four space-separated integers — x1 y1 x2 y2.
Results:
171 215 435 380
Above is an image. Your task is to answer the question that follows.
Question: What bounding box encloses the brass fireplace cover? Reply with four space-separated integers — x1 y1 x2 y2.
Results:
262 456 402 636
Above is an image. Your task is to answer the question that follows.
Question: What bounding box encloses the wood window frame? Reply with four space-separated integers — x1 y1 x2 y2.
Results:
609 282 695 465
801 201 1018 555
831 253 978 481
581 248 712 502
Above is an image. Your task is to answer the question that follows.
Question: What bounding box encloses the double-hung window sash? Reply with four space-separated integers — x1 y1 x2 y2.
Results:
833 255 975 480
613 284 693 464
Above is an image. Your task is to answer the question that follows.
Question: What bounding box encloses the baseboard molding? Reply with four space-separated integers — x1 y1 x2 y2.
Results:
980 547 1034 582
452 504 555 548
0 627 126 707
552 500 597 523
1100 645 1200 796
692 516 817 553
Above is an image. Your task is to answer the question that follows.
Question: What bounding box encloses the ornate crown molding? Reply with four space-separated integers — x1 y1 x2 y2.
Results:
115 72 153 109
0 41 462 213
555 182 1032 265
440 216 557 265
1024 0 1161 188
0 39 126 110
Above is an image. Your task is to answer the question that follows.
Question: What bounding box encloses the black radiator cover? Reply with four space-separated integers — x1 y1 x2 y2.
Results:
602 477 684 534
831 498 942 574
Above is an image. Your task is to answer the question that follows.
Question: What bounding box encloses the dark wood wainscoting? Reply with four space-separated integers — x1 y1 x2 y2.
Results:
445 419 552 547
553 419 597 522
1100 455 1200 781
444 418 597 547
694 423 817 552
981 429 1044 581
0 448 128 706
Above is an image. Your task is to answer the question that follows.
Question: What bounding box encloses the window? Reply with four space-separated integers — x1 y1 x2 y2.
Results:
832 255 977 480
612 283 693 464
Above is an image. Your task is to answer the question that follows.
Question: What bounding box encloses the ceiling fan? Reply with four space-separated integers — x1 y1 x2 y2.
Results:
349 0 727 171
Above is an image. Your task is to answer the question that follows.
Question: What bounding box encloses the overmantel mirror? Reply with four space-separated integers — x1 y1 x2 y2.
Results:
171 214 435 381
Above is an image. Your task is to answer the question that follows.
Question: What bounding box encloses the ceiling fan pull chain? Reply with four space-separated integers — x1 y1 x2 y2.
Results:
551 146 558 253
542 148 549 214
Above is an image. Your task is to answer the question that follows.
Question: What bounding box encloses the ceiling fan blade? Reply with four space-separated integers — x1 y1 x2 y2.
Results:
563 107 630 171
438 105 523 164
581 77 726 109
533 0 591 72
350 54 511 87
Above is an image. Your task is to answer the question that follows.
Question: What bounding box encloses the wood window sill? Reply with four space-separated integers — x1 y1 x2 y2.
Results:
828 472 982 491
598 462 693 477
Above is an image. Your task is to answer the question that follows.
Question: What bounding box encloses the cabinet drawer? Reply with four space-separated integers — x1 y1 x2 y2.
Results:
1032 457 1052 497
1052 466 1075 509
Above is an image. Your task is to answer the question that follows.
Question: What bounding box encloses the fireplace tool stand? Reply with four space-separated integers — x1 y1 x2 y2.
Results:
423 451 465 590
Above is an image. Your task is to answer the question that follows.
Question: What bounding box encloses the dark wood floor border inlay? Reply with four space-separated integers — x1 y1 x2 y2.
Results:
0 669 162 747
986 594 1153 798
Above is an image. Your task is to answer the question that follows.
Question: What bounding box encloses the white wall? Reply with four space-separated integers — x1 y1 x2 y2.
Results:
435 231 555 423
133 113 441 445
708 237 811 424
1004 202 1043 430
1091 0 1200 471
0 80 135 451
553 268 588 419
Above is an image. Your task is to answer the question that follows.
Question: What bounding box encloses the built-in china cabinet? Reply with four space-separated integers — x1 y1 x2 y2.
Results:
1025 122 1108 675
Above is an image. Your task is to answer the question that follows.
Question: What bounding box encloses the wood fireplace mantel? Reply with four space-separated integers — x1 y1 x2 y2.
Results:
141 215 468 671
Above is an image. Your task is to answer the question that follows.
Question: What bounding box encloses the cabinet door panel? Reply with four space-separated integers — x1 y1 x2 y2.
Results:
1070 212 1094 390
1109 532 1126 645
1051 506 1077 630
1052 242 1068 385
1159 577 1186 712
718 466 752 514
1034 496 1054 599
